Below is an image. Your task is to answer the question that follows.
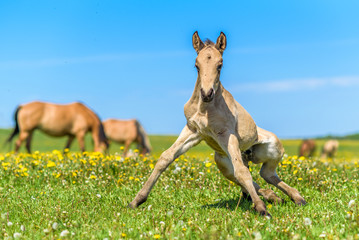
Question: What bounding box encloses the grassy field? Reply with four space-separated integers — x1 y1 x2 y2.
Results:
0 129 358 239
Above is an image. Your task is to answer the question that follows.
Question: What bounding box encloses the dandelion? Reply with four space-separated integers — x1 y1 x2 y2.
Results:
252 231 262 240
267 204 272 209
298 178 303 181
304 218 312 226
348 200 355 209
13 232 21 238
129 176 134 180
52 222 58 230
60 230 70 237
121 233 126 237
7 221 13 227
182 228 186 231
90 175 97 179
149 163 154 169
153 234 161 239
47 161 56 168
237 232 242 237
205 162 212 167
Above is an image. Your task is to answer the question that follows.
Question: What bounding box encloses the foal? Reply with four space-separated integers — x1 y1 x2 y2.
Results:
129 32 306 216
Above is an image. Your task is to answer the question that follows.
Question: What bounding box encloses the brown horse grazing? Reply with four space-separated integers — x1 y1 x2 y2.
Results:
299 139 316 157
103 119 152 156
129 32 306 217
6 101 108 153
321 140 339 158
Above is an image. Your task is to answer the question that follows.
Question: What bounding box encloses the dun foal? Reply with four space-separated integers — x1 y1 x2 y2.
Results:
7 101 108 153
129 32 306 216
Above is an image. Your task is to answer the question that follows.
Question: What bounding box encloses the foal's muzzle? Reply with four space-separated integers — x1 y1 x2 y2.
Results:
201 88 215 102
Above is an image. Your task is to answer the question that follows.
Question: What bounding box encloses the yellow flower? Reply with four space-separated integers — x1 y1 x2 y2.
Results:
153 234 161 239
72 172 77 177
120 146 125 151
55 173 61 178
47 161 56 168
205 162 212 167
293 170 298 175
267 204 272 209
182 228 186 231
90 175 97 179
332 168 337 171
129 176 134 180
298 178 303 181
2 162 10 167
149 164 154 169
135 178 140 181
237 232 242 237
121 233 126 237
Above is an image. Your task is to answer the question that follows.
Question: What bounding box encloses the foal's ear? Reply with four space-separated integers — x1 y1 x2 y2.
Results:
216 32 227 54
192 31 204 54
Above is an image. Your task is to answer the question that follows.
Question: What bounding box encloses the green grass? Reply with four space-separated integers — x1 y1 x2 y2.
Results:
0 129 358 239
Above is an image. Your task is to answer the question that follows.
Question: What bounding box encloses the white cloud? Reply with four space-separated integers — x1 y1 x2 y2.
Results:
230 76 359 93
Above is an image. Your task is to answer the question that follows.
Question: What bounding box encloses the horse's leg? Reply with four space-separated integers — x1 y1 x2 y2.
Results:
15 131 30 153
25 131 34 153
129 125 201 208
215 152 282 204
123 140 132 157
217 134 269 216
252 136 306 206
64 135 75 150
76 131 86 152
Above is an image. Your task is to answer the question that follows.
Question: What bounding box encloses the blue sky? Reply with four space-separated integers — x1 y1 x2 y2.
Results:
1 0 359 138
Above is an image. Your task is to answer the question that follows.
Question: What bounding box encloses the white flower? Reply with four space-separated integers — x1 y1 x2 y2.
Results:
60 230 70 237
304 217 312 226
7 222 13 227
21 225 25 231
43 229 50 233
96 194 101 198
52 222 58 230
147 205 152 210
252 231 262 240
167 210 173 216
160 221 165 225
319 232 326 238
348 200 355 209
13 233 21 238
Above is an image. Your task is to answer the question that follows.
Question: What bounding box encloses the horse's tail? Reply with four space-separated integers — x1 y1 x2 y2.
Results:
98 120 109 148
136 120 152 154
5 106 21 144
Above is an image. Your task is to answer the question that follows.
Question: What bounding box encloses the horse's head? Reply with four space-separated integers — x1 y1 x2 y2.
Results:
192 31 227 103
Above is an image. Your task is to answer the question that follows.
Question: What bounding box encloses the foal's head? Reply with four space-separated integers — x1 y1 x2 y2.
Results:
192 31 227 102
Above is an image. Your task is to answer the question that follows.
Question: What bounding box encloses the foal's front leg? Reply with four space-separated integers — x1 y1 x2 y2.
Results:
128 125 201 209
219 134 270 216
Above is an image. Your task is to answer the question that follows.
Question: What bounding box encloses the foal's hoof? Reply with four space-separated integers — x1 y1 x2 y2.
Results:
259 210 272 218
293 198 307 206
127 202 137 209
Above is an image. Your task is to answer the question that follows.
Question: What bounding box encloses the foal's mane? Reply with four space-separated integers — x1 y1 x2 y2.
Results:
204 39 215 47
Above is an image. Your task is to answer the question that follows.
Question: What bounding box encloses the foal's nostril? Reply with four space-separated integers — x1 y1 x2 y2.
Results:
200 88 215 102
208 88 214 98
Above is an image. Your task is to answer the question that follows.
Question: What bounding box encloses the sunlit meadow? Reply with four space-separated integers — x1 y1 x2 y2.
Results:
0 130 358 239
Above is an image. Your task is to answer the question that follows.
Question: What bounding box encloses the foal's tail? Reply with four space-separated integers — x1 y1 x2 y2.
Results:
136 120 152 154
5 106 21 145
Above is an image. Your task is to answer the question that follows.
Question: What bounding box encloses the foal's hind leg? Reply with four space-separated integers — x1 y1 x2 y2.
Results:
215 152 282 204
252 132 306 206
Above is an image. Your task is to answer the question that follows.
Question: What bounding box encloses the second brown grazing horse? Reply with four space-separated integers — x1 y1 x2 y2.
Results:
6 101 108 153
299 139 316 157
103 119 152 156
